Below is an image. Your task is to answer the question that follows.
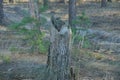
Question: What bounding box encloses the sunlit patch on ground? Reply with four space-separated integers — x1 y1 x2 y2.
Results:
0 26 7 31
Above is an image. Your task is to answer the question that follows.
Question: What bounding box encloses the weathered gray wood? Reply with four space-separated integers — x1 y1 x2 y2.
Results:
47 15 72 80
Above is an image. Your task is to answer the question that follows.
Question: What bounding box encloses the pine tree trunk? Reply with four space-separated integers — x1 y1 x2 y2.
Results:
101 0 107 7
29 0 40 19
107 0 112 2
0 0 4 25
29 0 40 31
47 20 72 80
43 0 48 7
59 0 65 3
69 0 76 27
9 0 14 3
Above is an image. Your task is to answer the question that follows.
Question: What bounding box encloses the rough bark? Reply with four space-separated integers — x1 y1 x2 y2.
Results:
0 0 4 25
47 15 72 80
101 0 107 7
29 0 35 18
69 0 76 27
29 0 40 19
29 0 40 31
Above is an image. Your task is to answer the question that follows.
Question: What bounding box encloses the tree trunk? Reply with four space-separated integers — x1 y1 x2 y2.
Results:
0 0 4 25
69 0 76 27
107 0 112 2
29 0 40 19
43 0 48 7
29 0 40 30
29 0 35 18
47 16 72 80
59 0 65 3
9 0 14 3
101 0 107 7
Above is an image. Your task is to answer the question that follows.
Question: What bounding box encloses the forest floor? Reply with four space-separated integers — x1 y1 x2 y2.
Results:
0 1 120 80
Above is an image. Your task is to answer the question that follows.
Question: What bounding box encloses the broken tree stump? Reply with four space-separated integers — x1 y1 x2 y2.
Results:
47 15 73 80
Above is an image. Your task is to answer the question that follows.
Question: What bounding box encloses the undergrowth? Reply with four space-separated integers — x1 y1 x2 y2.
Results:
9 16 49 54
71 11 91 49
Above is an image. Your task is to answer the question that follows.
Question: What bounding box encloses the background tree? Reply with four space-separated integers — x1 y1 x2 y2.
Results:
29 0 40 19
9 0 14 3
107 0 112 2
69 0 76 27
59 0 65 3
101 0 107 7
29 0 40 30
43 0 48 7
0 0 4 25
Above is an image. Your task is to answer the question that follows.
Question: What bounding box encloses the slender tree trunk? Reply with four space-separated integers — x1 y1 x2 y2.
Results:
0 0 4 25
59 0 65 3
29 0 35 18
9 0 15 4
107 0 112 2
69 0 76 27
29 0 40 30
43 0 48 7
34 0 40 21
61 0 65 2
9 0 13 3
101 0 107 7
29 0 40 19
47 17 72 80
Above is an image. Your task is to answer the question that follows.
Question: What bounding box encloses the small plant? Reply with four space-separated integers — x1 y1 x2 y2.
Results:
9 47 18 52
72 30 91 49
30 32 49 54
9 17 35 30
71 11 91 49
9 46 20 54
9 16 48 54
0 55 11 63
92 53 105 60
72 11 91 29
39 5 48 13
78 12 91 27
3 56 11 63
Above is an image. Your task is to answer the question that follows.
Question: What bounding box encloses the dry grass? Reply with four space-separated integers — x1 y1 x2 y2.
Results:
12 53 47 64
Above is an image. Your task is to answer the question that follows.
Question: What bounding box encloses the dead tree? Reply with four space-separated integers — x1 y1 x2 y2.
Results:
47 14 73 80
